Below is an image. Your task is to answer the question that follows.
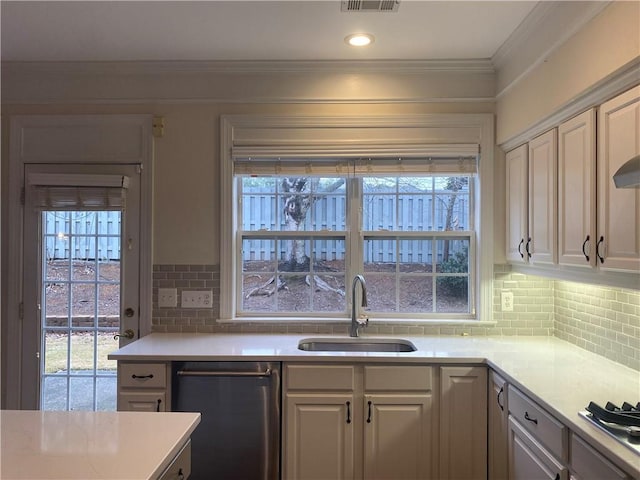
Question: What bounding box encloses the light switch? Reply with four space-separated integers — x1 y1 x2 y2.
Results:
158 288 177 308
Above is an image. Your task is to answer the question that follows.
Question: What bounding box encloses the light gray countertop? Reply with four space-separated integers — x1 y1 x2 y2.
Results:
0 410 200 480
109 333 640 477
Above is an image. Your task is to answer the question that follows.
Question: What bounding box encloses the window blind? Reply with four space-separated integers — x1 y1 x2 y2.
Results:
233 145 479 177
28 173 130 211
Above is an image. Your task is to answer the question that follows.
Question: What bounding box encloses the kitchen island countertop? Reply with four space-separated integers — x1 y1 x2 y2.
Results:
109 333 640 477
1 410 200 480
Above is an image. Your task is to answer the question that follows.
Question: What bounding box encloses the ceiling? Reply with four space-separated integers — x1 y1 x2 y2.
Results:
1 1 539 63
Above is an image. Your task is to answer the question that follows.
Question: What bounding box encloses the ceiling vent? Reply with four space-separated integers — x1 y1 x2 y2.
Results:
341 0 400 12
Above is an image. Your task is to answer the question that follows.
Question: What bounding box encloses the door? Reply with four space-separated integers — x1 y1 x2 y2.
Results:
363 394 433 480
488 371 509 480
284 393 355 480
558 110 596 267
505 144 529 263
528 129 558 265
22 163 141 410
597 86 640 272
439 366 488 480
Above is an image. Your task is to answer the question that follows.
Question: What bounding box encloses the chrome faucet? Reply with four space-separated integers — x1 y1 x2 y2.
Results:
350 275 369 337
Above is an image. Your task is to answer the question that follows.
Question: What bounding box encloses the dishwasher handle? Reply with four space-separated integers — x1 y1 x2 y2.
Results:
176 368 273 378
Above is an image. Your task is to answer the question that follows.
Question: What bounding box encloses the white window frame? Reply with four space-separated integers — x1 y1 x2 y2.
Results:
220 114 495 324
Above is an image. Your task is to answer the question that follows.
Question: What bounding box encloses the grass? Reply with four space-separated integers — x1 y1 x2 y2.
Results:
44 332 118 373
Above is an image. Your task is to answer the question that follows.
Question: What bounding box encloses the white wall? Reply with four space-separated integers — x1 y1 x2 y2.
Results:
496 1 640 145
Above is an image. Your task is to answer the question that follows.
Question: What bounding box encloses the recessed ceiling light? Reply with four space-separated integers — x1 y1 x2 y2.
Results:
345 33 375 47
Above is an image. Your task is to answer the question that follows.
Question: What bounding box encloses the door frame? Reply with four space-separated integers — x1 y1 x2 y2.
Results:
5 115 153 409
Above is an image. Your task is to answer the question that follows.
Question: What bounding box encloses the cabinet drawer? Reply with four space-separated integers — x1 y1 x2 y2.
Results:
285 364 355 391
364 365 432 391
570 434 629 480
118 392 166 412
158 439 191 480
119 362 167 389
508 386 567 459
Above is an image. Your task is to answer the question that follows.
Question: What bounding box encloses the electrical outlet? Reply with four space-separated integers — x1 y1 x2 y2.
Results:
501 291 514 312
181 290 213 308
158 288 177 308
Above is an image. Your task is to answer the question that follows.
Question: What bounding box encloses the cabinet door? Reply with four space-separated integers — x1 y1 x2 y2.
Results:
440 366 488 480
558 110 596 267
509 417 568 480
283 393 355 480
506 144 529 263
363 394 434 480
528 129 558 265
597 86 640 272
488 371 509 480
118 391 166 412
570 434 630 480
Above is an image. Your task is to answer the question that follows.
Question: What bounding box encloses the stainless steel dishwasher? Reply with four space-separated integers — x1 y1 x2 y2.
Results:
172 361 281 480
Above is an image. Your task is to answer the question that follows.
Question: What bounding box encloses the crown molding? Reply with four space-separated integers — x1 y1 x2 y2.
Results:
1 58 495 76
500 58 640 152
493 1 610 97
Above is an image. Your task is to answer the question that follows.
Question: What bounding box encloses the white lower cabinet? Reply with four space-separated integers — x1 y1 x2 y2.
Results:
439 366 488 480
569 433 631 480
488 371 509 480
508 385 568 480
117 362 169 412
283 363 487 480
283 363 435 480
509 417 568 480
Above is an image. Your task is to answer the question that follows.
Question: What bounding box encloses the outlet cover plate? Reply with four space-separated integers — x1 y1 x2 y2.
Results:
501 291 514 312
182 290 213 308
158 288 177 308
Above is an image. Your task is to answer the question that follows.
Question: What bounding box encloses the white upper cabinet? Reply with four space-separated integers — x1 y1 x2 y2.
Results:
505 130 558 266
505 144 529 263
597 86 640 273
558 109 596 267
528 129 558 265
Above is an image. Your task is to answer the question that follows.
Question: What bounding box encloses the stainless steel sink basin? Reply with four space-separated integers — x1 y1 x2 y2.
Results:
298 338 417 353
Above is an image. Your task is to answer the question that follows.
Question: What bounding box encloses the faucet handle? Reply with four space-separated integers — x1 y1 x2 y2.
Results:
357 315 369 327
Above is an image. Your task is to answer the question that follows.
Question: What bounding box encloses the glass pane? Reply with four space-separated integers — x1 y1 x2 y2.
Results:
365 274 397 312
363 177 397 194
277 274 311 312
96 376 117 411
242 274 277 312
313 239 345 270
309 274 346 312
279 238 311 272
98 259 120 281
71 211 96 235
399 239 432 270
364 239 397 270
398 177 433 194
97 332 118 372
436 277 469 313
72 259 96 281
43 331 68 374
45 258 70 282
71 283 96 322
70 331 96 373
363 194 396 231
97 283 119 320
436 239 469 273
44 282 68 322
242 239 277 270
42 376 67 411
310 194 346 230
242 192 277 231
69 376 94 411
399 276 433 313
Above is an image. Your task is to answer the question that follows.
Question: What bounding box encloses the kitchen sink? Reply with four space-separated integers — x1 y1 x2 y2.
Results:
298 338 417 353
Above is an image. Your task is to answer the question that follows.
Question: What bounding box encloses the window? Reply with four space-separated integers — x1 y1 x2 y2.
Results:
220 114 495 324
238 174 474 319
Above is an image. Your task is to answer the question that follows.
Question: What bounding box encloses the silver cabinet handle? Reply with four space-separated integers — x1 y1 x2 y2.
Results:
176 368 272 377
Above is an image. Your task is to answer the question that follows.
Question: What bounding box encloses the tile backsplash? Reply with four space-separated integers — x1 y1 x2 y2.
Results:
152 264 639 370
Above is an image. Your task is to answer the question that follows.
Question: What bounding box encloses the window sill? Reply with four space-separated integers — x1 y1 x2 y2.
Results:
218 316 498 327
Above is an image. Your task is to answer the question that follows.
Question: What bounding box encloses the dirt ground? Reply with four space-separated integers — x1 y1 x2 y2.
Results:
44 260 121 317
242 260 468 313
